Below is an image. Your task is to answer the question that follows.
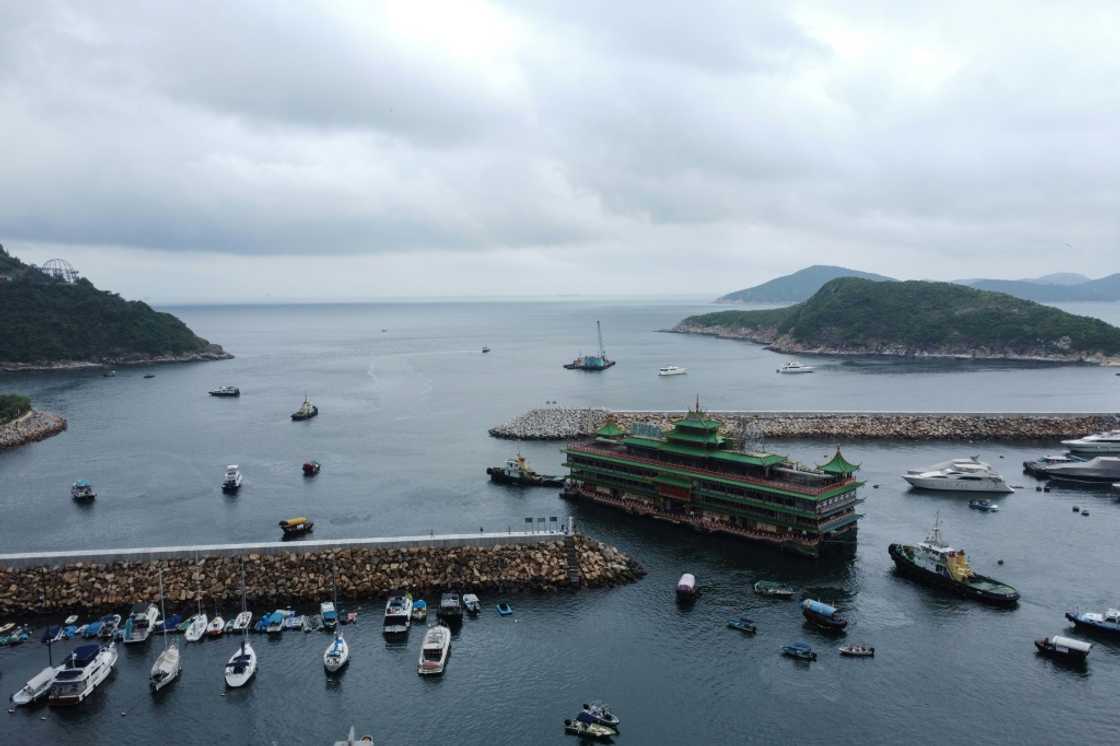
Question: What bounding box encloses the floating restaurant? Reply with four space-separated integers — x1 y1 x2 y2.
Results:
561 400 863 558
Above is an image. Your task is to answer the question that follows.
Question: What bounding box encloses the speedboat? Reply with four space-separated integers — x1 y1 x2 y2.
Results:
265 610 286 635
48 643 118 705
564 718 616 740
727 616 757 634
383 592 413 634
1023 453 1085 477
580 702 621 729
802 599 848 631
320 601 338 630
11 665 63 706
232 611 252 631
782 642 817 661
496 602 513 617
778 360 814 374
1035 635 1092 661
291 396 319 421
207 616 226 637
224 640 257 688
97 614 121 640
753 580 796 598
462 593 481 615
658 365 687 376
437 592 463 624
1061 430 1120 454
411 600 428 623
839 644 876 657
209 385 240 397
184 613 208 643
221 465 242 493
968 499 1000 512
417 625 451 675
71 480 96 501
1065 608 1120 635
675 573 698 602
122 603 160 644
324 632 350 673
150 644 181 691
1031 456 1120 485
902 457 1013 493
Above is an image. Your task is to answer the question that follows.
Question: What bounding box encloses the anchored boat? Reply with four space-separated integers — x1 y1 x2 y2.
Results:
903 457 1013 493
71 480 96 501
486 454 564 487
753 580 796 598
1035 635 1092 662
383 592 413 635
782 642 817 661
801 599 848 631
209 385 240 397
222 465 242 494
1064 608 1120 636
564 320 616 371
438 592 463 624
778 360 814 374
417 625 451 675
675 573 698 602
291 396 319 421
48 643 118 705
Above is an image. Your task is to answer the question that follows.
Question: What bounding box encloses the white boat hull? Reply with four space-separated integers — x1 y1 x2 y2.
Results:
658 368 687 376
324 635 350 673
224 642 257 688
778 368 814 374
903 475 1013 493
48 644 117 706
1060 440 1120 454
150 645 181 691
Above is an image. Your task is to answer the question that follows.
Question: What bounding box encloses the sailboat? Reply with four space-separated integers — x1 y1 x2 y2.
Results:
323 565 349 673
224 561 257 688
184 600 208 643
150 567 181 692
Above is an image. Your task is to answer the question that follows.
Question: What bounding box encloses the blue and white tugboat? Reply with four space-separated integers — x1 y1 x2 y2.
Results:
1065 607 1120 636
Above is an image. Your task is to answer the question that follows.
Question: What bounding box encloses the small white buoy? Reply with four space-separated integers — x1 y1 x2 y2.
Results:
7 708 14 714
121 711 127 717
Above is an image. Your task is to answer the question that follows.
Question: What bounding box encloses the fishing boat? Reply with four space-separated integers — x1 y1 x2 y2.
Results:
11 665 63 706
411 600 428 623
462 593 481 615
496 602 513 617
221 465 242 494
48 643 118 705
417 625 451 675
782 642 817 661
580 702 621 729
675 573 698 602
320 601 338 630
98 614 121 641
207 615 226 638
232 611 252 631
209 385 240 397
563 320 616 371
279 516 314 537
438 592 463 624
291 396 319 421
303 460 321 476
658 365 687 376
753 580 796 598
1064 608 1120 636
727 616 757 634
839 644 875 657
802 599 848 631
71 480 96 501
889 515 1020 606
324 631 350 673
902 457 1013 493
486 454 565 487
224 562 256 688
1035 635 1092 662
564 719 617 740
265 610 286 635
778 360 814 374
968 499 1000 512
150 568 181 692
383 592 414 635
184 611 208 643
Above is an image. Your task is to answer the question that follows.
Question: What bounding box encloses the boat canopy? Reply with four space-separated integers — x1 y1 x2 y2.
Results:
676 573 696 591
1049 636 1092 653
70 644 101 666
73 479 91 487
803 599 839 617
279 517 309 528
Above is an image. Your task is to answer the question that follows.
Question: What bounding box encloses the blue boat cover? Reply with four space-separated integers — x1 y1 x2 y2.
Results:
803 600 837 617
71 644 101 665
413 600 427 609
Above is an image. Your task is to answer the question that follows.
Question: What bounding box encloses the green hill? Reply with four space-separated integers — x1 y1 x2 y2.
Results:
717 265 894 303
678 278 1120 363
0 246 229 368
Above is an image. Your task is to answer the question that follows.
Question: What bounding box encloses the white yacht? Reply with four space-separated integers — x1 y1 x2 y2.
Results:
184 612 208 643
48 643 118 705
224 640 257 688
1060 430 1120 454
383 592 413 635
122 602 160 644
324 631 350 673
417 625 451 675
222 465 242 493
1035 456 1120 484
11 665 63 706
902 457 1013 493
778 360 814 374
657 365 687 377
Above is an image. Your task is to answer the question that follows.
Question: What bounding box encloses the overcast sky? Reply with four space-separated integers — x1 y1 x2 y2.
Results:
1 1 1117 303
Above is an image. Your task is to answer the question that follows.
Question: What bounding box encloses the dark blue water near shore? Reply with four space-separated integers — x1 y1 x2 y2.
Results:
2 300 1119 745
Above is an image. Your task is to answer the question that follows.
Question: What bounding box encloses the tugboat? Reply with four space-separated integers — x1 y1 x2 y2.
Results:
209 385 240 397
221 465 242 494
291 396 319 421
1035 635 1092 662
1064 607 1120 636
801 599 848 631
563 320 616 371
71 480 96 502
486 454 564 487
303 460 321 476
888 514 1020 606
279 516 314 537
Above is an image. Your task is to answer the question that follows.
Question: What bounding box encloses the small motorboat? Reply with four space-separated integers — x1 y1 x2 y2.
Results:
64 615 79 625
159 613 182 632
727 616 757 634
778 360 814 374
102 369 117 378
438 592 463 624
11 665 62 706
303 615 322 633
1064 608 1120 636
839 644 876 657
83 620 103 638
284 613 305 631
0 622 14 634
221 465 242 494
802 599 848 631
209 385 240 397
482 346 491 353
675 573 698 602
303 460 321 476
291 396 319 421
344 610 358 625
324 631 350 673
2 625 30 646
580 703 621 729
71 480 96 501
279 516 314 537
334 726 375 746
657 365 687 376
224 640 257 688
782 642 817 661
320 602 338 630
753 580 796 598
1035 635 1092 662
417 625 451 675
462 594 481 615
143 373 156 379
98 614 121 640
496 602 513 617
265 611 286 635
207 616 226 637
411 599 428 622
969 499 1000 512
564 718 616 740
224 617 236 633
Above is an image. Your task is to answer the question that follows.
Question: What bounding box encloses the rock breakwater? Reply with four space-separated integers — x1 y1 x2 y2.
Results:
489 407 1118 442
0 409 67 449
0 536 643 615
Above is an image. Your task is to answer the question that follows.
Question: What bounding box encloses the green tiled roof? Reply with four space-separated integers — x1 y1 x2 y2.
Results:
711 451 787 468
596 420 627 438
818 449 860 475
666 430 723 446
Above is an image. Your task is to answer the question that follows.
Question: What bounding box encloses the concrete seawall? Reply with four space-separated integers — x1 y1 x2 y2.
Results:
0 531 645 615
488 408 1119 441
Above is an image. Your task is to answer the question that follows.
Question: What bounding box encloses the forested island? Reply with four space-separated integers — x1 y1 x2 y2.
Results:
675 278 1120 364
0 246 230 370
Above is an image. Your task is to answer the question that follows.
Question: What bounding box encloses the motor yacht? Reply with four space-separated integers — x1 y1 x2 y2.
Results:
417 625 451 675
383 592 413 635
657 365 687 377
122 603 160 644
1060 430 1120 454
222 465 242 494
209 385 240 397
778 360 814 374
1031 456 1120 485
902 457 1013 493
48 643 118 705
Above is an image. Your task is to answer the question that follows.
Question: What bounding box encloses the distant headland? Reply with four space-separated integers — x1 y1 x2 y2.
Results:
0 245 231 370
676 277 1120 365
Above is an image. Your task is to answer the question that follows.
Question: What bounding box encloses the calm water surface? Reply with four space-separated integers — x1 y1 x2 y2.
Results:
1 300 1119 745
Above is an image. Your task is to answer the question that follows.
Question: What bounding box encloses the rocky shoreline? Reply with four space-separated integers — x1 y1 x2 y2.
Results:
0 409 67 449
489 407 1119 441
1 343 233 372
666 324 1120 365
0 536 644 615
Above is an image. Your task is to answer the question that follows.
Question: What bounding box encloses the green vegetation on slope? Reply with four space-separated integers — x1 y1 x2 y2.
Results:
0 246 220 363
0 394 31 424
683 278 1120 357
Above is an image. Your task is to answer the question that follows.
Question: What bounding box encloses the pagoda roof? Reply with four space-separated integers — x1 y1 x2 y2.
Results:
818 449 860 475
666 430 723 446
623 436 786 467
596 420 627 438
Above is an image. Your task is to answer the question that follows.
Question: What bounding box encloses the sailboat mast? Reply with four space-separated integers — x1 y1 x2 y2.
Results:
158 566 168 649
